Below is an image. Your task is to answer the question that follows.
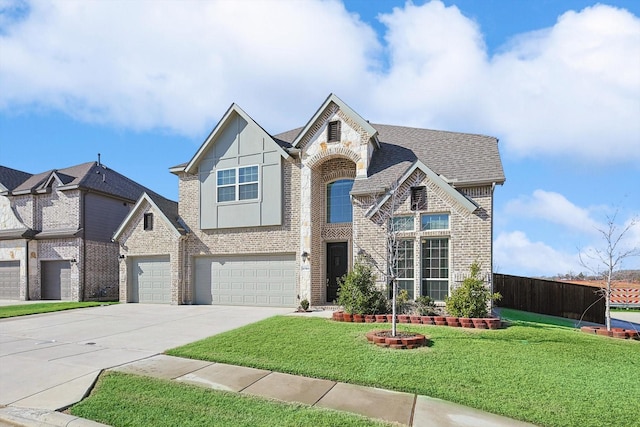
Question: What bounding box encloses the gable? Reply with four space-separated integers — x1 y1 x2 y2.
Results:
113 192 184 242
293 94 379 178
366 160 477 220
188 106 286 229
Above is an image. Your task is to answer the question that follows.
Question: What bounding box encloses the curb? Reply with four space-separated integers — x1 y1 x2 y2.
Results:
0 407 109 427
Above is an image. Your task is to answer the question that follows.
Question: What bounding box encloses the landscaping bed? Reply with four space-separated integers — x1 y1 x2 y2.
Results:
332 310 501 329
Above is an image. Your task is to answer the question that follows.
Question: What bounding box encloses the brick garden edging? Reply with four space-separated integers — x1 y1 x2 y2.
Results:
580 326 640 340
332 311 502 329
365 330 428 349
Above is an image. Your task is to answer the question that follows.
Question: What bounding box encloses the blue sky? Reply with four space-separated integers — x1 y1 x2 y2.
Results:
0 0 638 277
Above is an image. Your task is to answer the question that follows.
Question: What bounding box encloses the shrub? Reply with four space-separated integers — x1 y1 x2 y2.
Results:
336 259 388 315
445 261 501 318
414 295 437 315
300 299 309 311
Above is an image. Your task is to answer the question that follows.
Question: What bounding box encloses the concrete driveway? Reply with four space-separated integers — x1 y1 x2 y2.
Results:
0 303 292 410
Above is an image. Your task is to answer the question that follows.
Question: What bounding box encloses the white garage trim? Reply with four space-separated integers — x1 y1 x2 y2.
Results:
0 261 20 300
130 256 171 304
194 254 297 307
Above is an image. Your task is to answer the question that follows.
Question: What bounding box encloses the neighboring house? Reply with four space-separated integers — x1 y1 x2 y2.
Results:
114 93 505 306
0 161 162 301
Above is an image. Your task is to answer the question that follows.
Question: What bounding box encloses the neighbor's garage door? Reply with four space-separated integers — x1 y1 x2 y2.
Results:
41 260 71 300
194 254 296 307
131 256 171 303
0 261 20 299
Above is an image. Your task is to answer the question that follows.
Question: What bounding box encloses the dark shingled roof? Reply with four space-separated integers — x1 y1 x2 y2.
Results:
273 123 505 193
9 161 155 202
0 165 32 192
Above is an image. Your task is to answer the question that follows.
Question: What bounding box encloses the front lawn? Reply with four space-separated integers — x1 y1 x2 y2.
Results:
168 315 640 427
71 371 392 427
0 301 117 318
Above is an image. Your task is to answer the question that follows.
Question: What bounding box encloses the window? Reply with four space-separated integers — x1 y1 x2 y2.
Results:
390 216 415 232
421 213 449 230
328 120 341 142
393 239 414 299
143 213 153 231
217 165 259 202
421 238 449 300
326 179 353 223
410 186 426 210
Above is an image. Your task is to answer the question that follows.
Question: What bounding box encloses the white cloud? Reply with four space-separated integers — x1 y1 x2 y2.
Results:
0 0 380 136
482 5 640 162
494 231 582 276
0 1 638 163
505 190 602 234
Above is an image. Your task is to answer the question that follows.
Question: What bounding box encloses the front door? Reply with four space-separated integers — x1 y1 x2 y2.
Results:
326 242 348 303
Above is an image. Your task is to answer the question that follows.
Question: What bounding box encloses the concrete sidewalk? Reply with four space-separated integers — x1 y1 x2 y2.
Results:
103 354 536 427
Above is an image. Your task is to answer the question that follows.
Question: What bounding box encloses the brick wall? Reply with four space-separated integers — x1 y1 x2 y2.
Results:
116 199 181 304
352 171 494 300
178 159 301 303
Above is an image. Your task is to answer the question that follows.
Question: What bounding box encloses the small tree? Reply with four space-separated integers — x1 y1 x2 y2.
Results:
580 211 639 331
446 261 501 318
336 258 388 315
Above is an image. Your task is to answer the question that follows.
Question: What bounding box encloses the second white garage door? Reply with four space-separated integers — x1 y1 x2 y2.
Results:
131 256 171 304
194 254 296 307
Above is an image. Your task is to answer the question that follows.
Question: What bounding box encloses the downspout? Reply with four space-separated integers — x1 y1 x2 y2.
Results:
81 191 86 301
25 238 30 300
180 235 187 304
490 182 496 310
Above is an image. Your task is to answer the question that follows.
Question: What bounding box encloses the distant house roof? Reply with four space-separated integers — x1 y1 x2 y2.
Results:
6 161 155 202
0 165 32 192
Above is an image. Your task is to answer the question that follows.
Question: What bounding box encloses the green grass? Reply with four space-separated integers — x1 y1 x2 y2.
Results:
0 301 117 318
71 372 392 427
168 315 640 427
498 308 584 328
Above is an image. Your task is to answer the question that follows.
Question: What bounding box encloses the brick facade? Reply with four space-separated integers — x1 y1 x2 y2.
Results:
114 96 502 307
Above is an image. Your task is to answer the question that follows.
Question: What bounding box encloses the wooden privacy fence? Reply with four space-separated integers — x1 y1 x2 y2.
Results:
493 273 605 324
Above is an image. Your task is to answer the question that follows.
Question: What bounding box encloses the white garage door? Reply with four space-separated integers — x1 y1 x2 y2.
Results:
131 256 171 304
194 254 296 307
0 261 20 299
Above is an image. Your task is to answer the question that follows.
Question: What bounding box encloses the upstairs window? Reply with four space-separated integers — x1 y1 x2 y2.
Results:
410 186 426 210
143 213 153 231
390 216 415 232
328 120 341 142
217 165 259 203
326 179 353 223
421 213 449 230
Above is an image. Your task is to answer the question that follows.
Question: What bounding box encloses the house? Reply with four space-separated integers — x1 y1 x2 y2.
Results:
0 161 163 301
114 94 505 306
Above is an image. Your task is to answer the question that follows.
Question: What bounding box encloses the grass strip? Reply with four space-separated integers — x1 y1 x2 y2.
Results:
71 372 392 427
167 315 640 427
0 301 117 318
497 308 583 328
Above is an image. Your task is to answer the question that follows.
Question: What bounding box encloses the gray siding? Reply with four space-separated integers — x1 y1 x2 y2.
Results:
199 113 283 229
84 192 132 242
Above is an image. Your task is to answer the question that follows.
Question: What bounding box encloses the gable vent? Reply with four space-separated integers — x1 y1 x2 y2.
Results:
410 186 426 211
328 120 341 142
